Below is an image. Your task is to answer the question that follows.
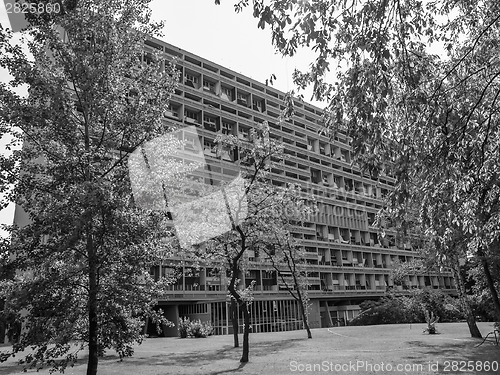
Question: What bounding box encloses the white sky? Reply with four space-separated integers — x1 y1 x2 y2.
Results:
0 0 323 235
151 0 320 97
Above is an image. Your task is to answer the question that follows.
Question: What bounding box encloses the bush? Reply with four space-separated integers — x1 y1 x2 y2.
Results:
350 297 413 326
469 292 498 322
188 319 214 338
359 300 381 311
412 289 464 322
350 289 464 327
178 317 190 338
178 317 214 338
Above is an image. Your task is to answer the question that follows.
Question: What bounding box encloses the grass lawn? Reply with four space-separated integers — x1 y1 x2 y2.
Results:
1 322 499 374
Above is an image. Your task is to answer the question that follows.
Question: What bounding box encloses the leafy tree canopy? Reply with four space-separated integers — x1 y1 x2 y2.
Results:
229 0 500 317
0 1 179 373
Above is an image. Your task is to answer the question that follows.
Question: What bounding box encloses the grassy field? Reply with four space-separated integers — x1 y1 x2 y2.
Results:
1 322 499 374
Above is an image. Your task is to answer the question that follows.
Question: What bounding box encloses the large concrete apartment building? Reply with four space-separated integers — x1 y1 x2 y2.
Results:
139 37 456 337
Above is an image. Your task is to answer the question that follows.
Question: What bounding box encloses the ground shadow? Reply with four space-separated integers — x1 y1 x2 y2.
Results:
402 338 500 374
118 338 303 368
205 361 248 375
0 337 303 375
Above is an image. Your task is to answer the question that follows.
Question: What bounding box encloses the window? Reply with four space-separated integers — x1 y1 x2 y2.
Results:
319 142 326 155
332 176 341 189
221 121 233 135
184 109 199 123
203 79 215 92
203 115 217 131
165 103 179 119
203 139 216 156
238 127 249 140
252 99 263 112
221 86 233 101
237 92 248 105
184 72 199 88
311 170 321 184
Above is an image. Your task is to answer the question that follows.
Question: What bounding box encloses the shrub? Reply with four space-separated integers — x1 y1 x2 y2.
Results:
412 289 464 322
178 317 190 338
359 300 381 311
188 319 214 338
350 290 464 327
469 292 498 322
178 317 214 338
350 297 412 326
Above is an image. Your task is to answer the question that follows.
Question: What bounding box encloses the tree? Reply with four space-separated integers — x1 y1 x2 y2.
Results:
0 1 178 374
177 121 313 362
401 195 484 337
467 249 500 321
231 0 500 326
206 122 285 363
256 192 314 339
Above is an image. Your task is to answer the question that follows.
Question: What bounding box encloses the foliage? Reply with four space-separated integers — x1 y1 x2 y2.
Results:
350 296 416 326
412 288 463 323
358 300 381 312
0 1 178 374
467 256 500 320
187 319 214 338
469 291 499 322
350 289 463 327
232 0 500 322
178 120 314 360
253 188 316 339
391 258 425 286
178 317 190 338
177 317 214 338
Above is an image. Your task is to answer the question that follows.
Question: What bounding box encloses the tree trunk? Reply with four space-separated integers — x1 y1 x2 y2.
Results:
240 303 250 363
231 299 239 348
480 255 500 321
296 289 312 339
300 306 312 339
87 231 98 375
451 258 481 338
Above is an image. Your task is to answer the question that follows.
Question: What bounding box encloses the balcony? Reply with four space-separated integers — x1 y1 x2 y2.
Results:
203 120 217 132
203 146 217 157
238 131 250 141
164 110 180 121
237 98 248 106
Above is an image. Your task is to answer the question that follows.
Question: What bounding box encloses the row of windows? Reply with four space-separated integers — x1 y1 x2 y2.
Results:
144 39 366 158
165 97 395 185
153 265 449 283
179 303 208 316
184 70 267 111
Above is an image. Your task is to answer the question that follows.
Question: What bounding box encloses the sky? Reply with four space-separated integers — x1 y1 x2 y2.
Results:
0 0 322 235
151 0 319 97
